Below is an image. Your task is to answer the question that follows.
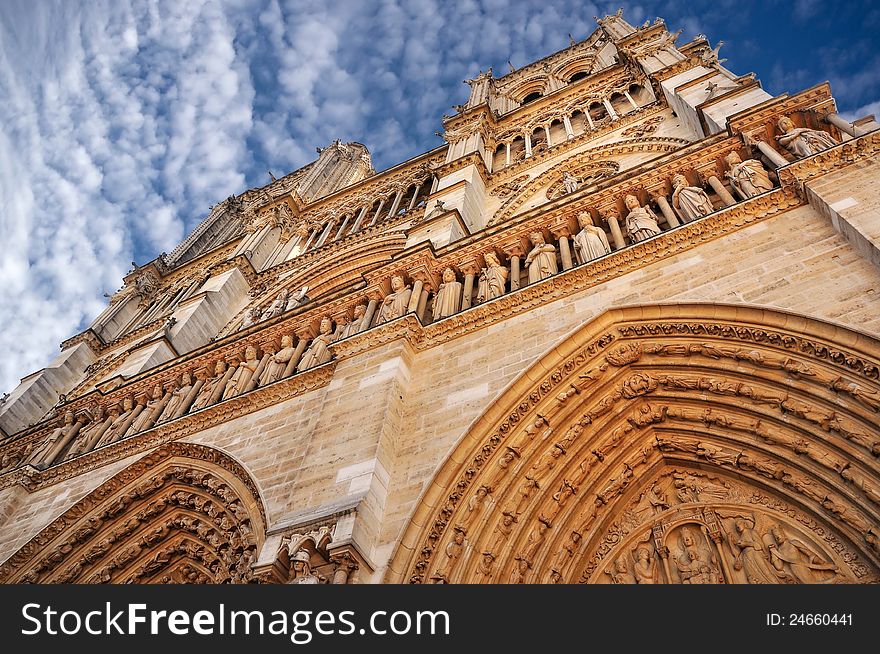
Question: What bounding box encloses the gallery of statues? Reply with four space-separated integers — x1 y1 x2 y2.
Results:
0 11 879 586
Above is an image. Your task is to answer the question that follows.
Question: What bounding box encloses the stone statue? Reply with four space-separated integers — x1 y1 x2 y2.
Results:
633 547 657 584
96 397 140 447
127 385 167 435
259 335 296 385
285 286 310 311
261 289 289 321
432 267 463 320
376 275 412 324
67 406 110 457
288 549 326 584
239 307 262 331
562 171 579 194
158 372 198 422
297 317 334 372
190 360 230 412
725 151 773 199
671 174 713 222
222 346 261 400
623 194 661 242
28 411 83 468
765 523 837 583
476 252 508 303
673 526 722 584
572 211 611 264
346 303 369 336
776 115 838 159
524 231 558 283
730 518 780 584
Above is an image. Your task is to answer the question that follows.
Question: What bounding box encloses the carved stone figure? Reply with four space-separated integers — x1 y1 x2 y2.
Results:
562 171 579 194
671 173 714 222
239 307 262 331
222 346 261 400
730 518 780 583
524 231 558 283
674 526 722 584
623 194 661 242
607 555 636 584
572 211 611 264
476 252 508 303
297 317 335 372
128 385 167 435
28 411 83 468
376 275 412 324
776 115 838 159
96 397 140 447
432 268 463 320
158 372 198 422
766 523 837 583
261 290 289 321
259 335 296 385
725 151 773 199
346 303 370 336
288 549 326 584
509 555 531 584
67 406 109 457
478 551 495 576
285 286 310 311
633 547 657 584
190 360 229 412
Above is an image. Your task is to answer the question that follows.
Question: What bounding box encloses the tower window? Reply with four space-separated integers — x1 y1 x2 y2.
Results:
522 92 542 105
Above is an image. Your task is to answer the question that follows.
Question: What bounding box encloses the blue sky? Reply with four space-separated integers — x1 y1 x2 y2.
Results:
0 0 878 393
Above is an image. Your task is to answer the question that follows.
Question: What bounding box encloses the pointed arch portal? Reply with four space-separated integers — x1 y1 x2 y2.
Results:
388 304 880 584
0 443 266 584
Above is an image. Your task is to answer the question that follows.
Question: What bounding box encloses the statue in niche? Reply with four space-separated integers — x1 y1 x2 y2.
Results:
332 315 351 340
562 171 579 194
478 551 495 576
28 410 83 467
259 335 296 385
260 289 289 321
765 523 838 583
673 526 722 584
288 549 326 584
671 173 714 222
222 346 261 400
491 511 518 551
127 385 167 435
239 307 262 331
96 397 139 447
158 372 197 422
524 231 558 283
572 211 611 264
645 482 670 514
724 151 773 199
432 267 463 320
509 555 531 584
190 360 228 412
633 547 657 584
67 406 109 457
285 286 310 311
376 275 412 324
623 194 661 242
476 252 508 303
606 556 636 584
776 115 838 159
439 527 466 575
729 518 781 584
297 317 335 372
343 303 369 336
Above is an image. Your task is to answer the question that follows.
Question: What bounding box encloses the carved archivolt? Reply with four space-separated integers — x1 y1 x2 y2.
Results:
387 304 880 584
0 443 266 584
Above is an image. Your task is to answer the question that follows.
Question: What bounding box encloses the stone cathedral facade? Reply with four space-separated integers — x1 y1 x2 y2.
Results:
1 11 879 585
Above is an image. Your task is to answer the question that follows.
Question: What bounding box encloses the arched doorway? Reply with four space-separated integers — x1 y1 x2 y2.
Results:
388 304 880 583
0 443 266 583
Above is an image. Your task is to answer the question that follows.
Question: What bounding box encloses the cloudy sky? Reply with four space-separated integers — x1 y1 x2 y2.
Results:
0 0 878 393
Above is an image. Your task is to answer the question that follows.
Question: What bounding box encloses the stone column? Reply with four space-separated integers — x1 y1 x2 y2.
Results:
350 206 370 233
706 175 737 207
605 212 626 250
824 112 868 137
624 90 639 111
544 125 552 148
603 98 619 121
755 140 789 168
524 133 533 158
460 262 479 310
654 194 680 228
407 183 422 211
407 279 424 314
369 199 386 227
333 213 352 241
550 224 574 270
503 243 526 291
362 295 380 332
315 219 334 247
585 111 595 130
562 115 575 139
386 189 404 220
416 286 430 321
505 142 511 166
302 227 319 251
283 331 314 377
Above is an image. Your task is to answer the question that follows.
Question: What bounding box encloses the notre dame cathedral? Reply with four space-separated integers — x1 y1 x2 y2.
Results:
0 10 878 585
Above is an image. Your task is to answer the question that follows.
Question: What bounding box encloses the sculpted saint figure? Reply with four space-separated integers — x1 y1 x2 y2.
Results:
96 397 140 447
222 346 261 400
190 360 229 412
432 267 463 320
476 252 508 303
731 518 780 584
674 526 722 584
776 115 837 159
288 549 326 584
127 385 168 435
623 194 661 242
671 174 714 222
562 171 579 194
158 372 198 422
766 523 837 583
572 211 611 264
239 307 262 331
261 289 289 321
297 317 335 372
345 303 369 336
259 335 296 385
376 275 412 324
633 547 657 584
725 151 773 199
607 556 636 584
28 411 83 468
67 406 109 457
524 231 558 283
